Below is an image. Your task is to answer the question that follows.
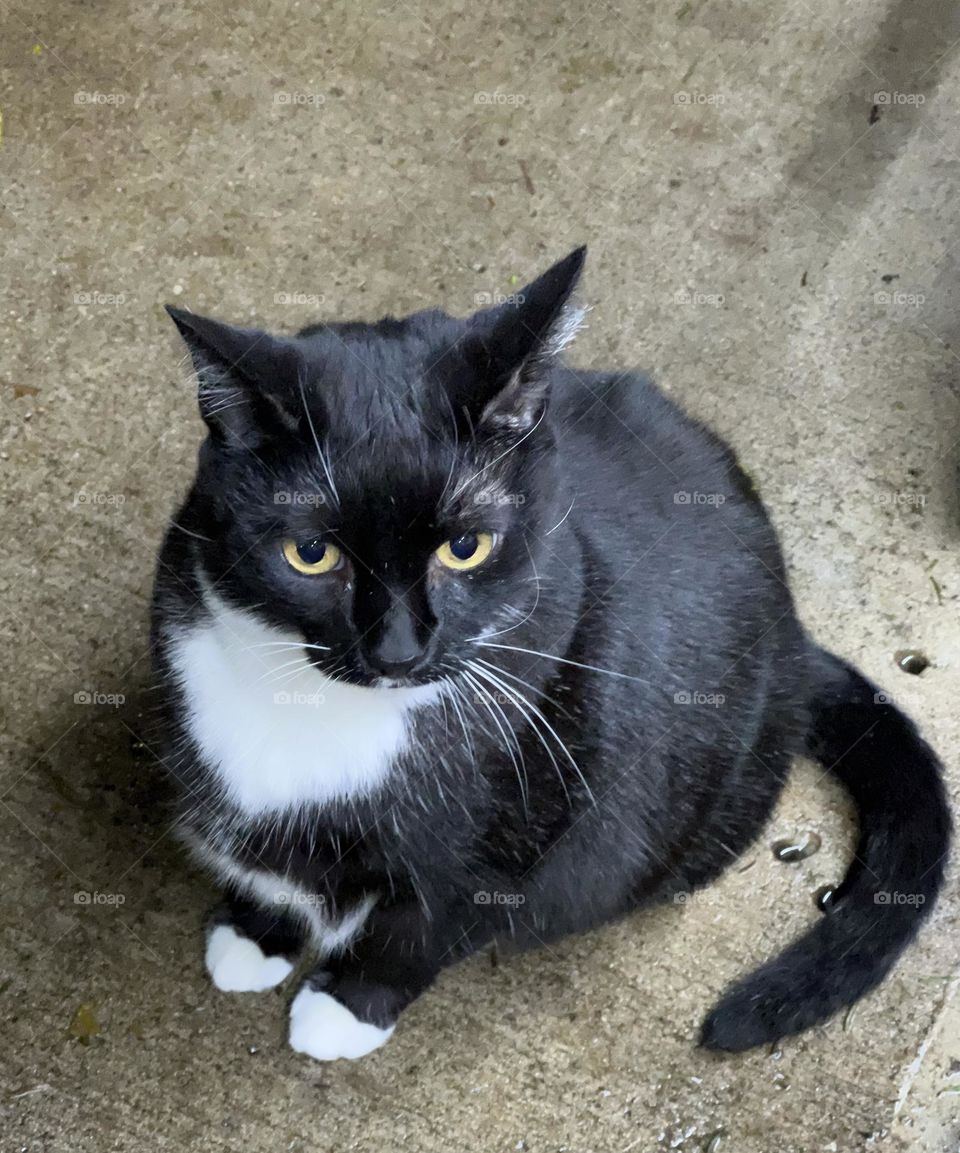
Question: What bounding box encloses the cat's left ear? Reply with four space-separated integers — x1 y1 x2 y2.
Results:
465 246 587 432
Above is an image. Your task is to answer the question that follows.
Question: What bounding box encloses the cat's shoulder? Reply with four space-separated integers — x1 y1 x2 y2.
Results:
552 366 713 453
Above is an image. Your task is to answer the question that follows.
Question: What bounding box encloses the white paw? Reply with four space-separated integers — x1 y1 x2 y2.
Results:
288 987 395 1061
205 924 294 992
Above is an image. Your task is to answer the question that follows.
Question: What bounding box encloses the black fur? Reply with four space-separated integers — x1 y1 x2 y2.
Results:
151 247 950 1051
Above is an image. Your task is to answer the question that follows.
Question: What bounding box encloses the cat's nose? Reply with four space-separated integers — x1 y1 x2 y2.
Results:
362 600 430 678
365 631 426 677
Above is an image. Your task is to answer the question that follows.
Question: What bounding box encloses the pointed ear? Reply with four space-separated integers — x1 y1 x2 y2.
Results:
466 246 587 431
166 306 306 447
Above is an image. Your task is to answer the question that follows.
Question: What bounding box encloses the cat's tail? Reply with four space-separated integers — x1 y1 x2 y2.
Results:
700 647 951 1052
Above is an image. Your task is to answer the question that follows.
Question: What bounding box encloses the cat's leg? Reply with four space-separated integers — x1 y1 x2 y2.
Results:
205 892 305 993
288 902 461 1061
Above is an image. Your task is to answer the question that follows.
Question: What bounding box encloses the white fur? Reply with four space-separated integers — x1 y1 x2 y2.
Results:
289 987 395 1061
167 588 443 815
205 924 293 992
546 302 587 354
186 833 376 957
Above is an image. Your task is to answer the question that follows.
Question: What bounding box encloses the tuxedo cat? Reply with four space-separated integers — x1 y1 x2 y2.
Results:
151 248 949 1061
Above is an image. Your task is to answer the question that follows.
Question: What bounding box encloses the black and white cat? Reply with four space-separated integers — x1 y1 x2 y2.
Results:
151 248 950 1061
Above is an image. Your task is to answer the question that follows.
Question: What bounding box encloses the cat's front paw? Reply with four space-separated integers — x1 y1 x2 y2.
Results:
205 924 294 992
288 986 395 1061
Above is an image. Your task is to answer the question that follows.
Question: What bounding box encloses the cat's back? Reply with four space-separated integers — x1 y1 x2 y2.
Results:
551 365 787 591
552 367 749 511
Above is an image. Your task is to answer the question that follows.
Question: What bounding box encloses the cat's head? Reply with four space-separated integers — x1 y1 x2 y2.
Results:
168 247 586 688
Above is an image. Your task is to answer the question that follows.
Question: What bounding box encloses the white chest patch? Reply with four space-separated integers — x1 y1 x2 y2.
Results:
167 589 444 816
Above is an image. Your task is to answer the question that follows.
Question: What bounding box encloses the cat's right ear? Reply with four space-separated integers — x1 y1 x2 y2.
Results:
166 306 305 447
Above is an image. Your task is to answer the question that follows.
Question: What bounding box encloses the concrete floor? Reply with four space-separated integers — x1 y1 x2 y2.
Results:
2 0 959 1149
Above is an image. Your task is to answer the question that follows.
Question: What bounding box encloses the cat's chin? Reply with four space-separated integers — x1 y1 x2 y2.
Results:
369 673 440 691
373 676 411 689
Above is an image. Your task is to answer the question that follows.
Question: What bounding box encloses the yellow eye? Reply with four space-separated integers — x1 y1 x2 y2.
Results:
282 537 342 575
435 532 496 571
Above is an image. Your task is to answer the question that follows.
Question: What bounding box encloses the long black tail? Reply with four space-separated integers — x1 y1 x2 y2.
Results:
701 648 951 1051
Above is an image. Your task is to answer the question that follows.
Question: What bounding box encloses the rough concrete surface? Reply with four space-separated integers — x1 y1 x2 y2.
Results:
1 1 959 1150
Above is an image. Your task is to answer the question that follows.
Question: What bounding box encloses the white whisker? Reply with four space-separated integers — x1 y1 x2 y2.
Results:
449 407 546 501
545 497 575 535
298 369 340 507
467 658 595 806
476 641 651 686
460 668 529 817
